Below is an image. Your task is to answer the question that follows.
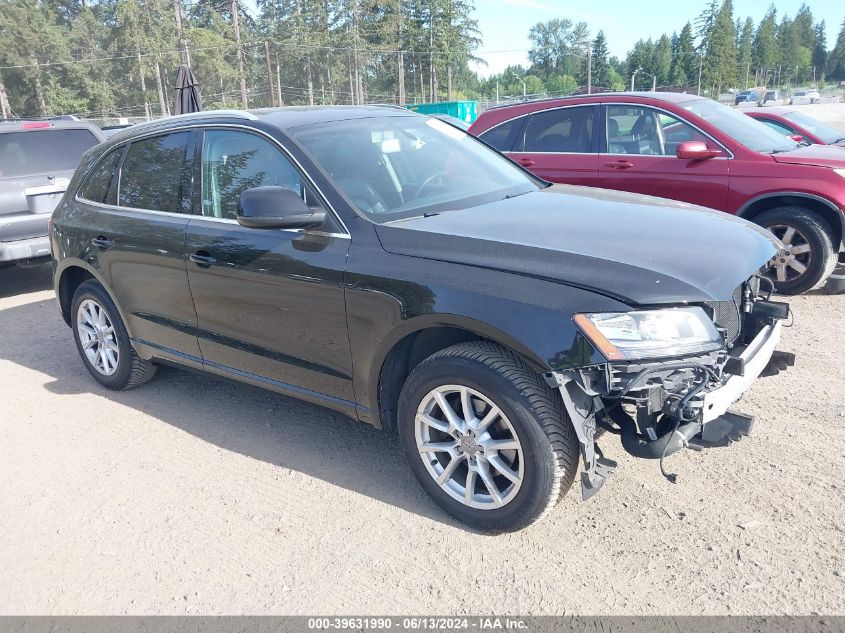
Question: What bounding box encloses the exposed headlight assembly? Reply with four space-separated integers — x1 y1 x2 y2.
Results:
574 307 723 361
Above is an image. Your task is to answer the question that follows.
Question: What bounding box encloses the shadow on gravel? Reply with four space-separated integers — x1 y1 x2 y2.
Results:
0 291 459 528
0 263 52 298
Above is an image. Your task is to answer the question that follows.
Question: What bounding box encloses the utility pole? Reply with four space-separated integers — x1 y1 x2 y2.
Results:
496 81 499 104
652 74 656 92
697 55 703 95
232 0 248 109
264 41 275 107
586 42 592 94
0 72 10 120
745 63 750 89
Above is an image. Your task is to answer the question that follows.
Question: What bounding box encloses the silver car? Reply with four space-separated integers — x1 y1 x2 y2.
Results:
0 119 104 266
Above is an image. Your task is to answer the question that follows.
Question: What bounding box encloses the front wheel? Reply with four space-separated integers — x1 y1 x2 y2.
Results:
756 207 837 295
397 341 579 533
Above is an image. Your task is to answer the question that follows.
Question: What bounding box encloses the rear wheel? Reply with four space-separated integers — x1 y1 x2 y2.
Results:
71 280 157 390
756 207 837 295
397 341 579 533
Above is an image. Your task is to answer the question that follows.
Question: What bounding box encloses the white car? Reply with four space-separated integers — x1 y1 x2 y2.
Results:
790 89 820 105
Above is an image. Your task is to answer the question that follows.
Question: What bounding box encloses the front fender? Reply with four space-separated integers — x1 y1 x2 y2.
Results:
345 248 632 415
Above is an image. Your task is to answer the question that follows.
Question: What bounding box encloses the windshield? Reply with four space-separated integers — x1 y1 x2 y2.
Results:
681 99 798 154
290 115 540 222
783 111 845 144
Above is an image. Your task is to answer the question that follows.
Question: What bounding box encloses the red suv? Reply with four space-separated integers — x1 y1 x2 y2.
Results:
470 92 845 294
744 107 845 148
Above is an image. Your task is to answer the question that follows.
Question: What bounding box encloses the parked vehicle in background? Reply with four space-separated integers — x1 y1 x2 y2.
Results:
735 90 759 106
745 108 845 148
0 119 105 267
51 107 791 532
789 89 820 105
762 90 782 106
470 92 845 295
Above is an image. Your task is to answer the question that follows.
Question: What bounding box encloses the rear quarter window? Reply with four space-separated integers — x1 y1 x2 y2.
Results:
0 128 99 178
478 118 522 151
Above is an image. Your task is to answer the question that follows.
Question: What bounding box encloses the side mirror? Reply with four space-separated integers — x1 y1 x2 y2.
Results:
676 141 721 160
788 134 805 143
236 186 325 230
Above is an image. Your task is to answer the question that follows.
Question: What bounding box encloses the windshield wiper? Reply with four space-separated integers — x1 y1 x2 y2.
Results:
502 190 532 200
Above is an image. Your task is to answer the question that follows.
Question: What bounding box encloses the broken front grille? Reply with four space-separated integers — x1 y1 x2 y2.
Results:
705 284 743 345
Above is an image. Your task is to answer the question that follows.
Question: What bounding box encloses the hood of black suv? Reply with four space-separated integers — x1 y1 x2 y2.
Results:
376 184 779 305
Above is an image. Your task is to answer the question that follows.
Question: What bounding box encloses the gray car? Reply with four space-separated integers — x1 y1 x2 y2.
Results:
0 119 105 266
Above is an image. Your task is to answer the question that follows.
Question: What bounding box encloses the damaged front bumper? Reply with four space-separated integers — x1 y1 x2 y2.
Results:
547 298 794 500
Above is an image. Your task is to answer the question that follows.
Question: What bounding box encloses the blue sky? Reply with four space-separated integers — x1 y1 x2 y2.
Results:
472 0 844 76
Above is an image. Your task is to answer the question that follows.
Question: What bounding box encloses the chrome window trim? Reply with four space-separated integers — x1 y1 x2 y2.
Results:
75 197 350 240
75 122 350 236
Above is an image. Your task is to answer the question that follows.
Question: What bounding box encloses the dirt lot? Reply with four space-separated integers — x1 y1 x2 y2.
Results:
0 264 843 616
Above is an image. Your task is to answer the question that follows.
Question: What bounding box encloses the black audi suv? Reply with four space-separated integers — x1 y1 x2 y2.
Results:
50 107 791 531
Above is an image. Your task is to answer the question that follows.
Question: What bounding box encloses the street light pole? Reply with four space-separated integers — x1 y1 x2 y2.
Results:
586 42 592 94
631 67 642 92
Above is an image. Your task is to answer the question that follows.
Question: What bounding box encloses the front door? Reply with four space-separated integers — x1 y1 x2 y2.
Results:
184 128 353 401
507 105 599 186
597 105 731 211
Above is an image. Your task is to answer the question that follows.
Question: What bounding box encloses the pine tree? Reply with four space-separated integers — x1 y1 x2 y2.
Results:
812 21 827 80
829 19 845 81
702 0 737 94
669 22 696 88
589 30 611 89
753 5 779 83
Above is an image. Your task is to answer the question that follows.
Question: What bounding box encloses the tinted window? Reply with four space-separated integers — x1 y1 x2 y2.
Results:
79 147 122 204
118 132 191 213
680 98 796 153
0 129 98 178
201 130 304 220
523 107 593 153
479 118 520 151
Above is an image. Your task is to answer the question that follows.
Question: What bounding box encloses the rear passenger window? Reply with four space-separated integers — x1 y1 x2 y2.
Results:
479 118 521 151
523 107 594 153
79 147 122 204
118 132 191 213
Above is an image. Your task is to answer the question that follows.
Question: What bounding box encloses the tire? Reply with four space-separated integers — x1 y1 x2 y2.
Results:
397 341 579 533
71 279 157 390
755 207 837 295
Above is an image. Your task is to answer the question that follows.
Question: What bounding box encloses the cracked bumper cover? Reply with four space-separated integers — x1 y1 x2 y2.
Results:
547 316 791 500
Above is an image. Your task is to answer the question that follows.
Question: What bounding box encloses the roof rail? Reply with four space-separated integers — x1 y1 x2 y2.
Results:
107 109 258 140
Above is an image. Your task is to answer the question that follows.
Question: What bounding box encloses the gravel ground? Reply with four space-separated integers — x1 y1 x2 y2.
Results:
0 264 843 615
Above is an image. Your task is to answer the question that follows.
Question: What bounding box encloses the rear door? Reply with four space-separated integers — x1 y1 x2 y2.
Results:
0 125 100 246
597 104 731 210
78 130 202 361
507 105 599 186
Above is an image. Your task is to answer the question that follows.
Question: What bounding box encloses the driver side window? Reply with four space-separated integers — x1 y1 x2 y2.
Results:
201 129 313 220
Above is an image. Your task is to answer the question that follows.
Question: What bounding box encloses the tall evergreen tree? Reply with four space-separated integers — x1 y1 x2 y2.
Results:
589 30 611 89
752 5 779 82
702 0 737 94
669 21 696 88
737 17 754 87
829 19 845 81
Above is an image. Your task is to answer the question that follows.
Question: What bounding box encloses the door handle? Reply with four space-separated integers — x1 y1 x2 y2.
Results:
517 158 536 167
605 160 634 169
189 251 217 267
91 236 113 250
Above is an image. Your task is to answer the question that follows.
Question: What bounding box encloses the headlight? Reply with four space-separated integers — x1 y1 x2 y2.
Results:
574 307 723 361
834 168 845 179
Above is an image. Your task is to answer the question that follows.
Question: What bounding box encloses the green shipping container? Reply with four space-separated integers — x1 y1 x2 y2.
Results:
406 101 478 124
